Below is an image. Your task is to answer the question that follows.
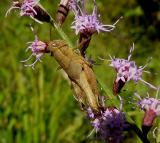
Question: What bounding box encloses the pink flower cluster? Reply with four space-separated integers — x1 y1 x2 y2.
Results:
87 107 127 143
21 36 47 69
110 44 157 90
69 0 118 35
6 0 42 23
139 97 160 116
110 45 143 83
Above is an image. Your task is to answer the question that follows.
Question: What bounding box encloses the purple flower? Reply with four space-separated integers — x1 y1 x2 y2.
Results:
88 107 126 143
21 36 47 69
6 0 50 24
69 0 120 35
87 107 95 119
20 0 38 16
139 97 160 116
87 96 126 143
135 92 160 126
110 43 157 90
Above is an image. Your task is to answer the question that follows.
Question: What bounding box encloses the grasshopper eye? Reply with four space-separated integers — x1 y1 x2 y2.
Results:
52 43 57 47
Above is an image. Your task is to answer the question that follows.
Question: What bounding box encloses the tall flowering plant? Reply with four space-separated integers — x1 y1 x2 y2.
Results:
6 0 160 143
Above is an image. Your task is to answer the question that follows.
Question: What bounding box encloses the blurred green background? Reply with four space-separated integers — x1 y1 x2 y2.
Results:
0 0 160 143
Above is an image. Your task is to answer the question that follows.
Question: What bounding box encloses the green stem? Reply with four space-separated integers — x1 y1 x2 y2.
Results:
130 123 150 143
50 19 74 48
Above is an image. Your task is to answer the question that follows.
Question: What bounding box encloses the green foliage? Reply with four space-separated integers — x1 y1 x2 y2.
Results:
0 0 160 143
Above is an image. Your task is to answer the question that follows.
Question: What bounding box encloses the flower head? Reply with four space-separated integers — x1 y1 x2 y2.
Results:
21 36 47 69
6 0 38 18
20 0 39 17
136 92 160 127
6 0 51 23
87 96 127 143
69 0 119 35
110 44 157 92
110 44 142 83
88 107 127 143
139 97 160 116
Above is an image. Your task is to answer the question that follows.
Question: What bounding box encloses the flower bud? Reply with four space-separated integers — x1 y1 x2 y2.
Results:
143 108 157 127
113 78 126 95
56 0 70 25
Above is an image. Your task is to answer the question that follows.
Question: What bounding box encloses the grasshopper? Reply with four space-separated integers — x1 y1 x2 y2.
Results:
47 40 101 113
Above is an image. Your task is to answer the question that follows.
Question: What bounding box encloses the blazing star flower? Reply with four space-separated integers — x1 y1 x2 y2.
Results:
69 0 119 35
69 0 121 56
110 43 157 95
135 92 160 127
87 96 127 143
20 0 39 17
136 92 160 137
139 97 160 114
139 97 160 125
87 107 126 143
6 0 38 20
110 45 142 83
21 36 47 69
6 0 51 24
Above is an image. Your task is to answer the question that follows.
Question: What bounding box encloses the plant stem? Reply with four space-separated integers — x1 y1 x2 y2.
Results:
129 123 150 143
50 19 74 48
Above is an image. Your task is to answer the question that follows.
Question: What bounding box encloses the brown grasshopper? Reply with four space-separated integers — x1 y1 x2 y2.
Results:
47 40 102 113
